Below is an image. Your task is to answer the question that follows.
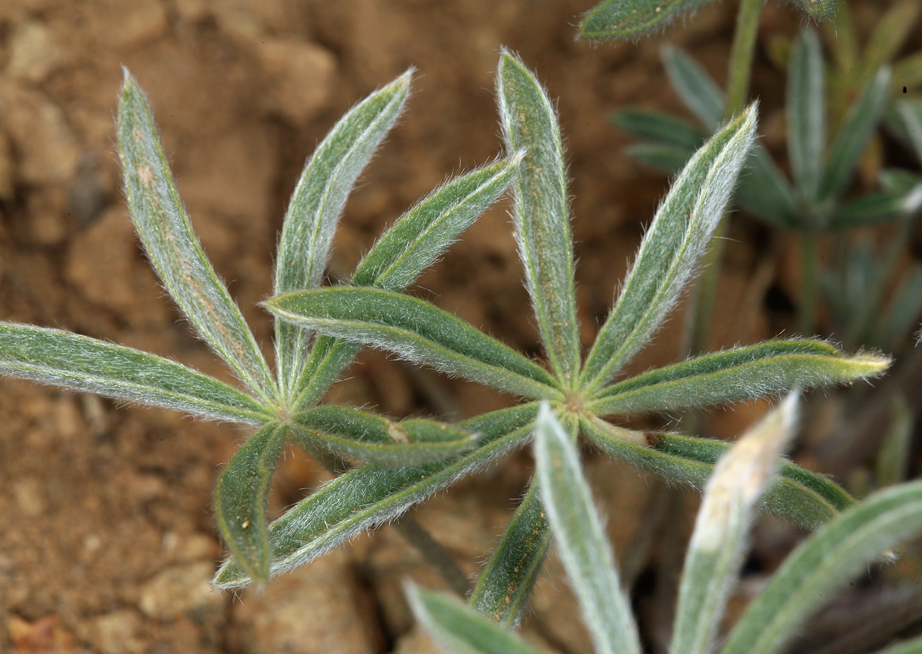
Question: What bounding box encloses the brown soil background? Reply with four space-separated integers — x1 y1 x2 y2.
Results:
1 1 921 653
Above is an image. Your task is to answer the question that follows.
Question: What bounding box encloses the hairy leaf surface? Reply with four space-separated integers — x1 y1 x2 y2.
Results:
267 287 561 401
497 50 581 387
274 71 411 397
589 340 890 416
214 423 288 584
118 73 276 403
0 323 270 424
581 104 758 392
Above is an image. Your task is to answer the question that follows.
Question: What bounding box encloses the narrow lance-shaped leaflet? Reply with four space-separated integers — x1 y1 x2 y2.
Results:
578 0 715 41
582 416 854 530
267 287 563 402
0 323 271 425
580 103 758 393
587 339 890 417
117 72 277 405
274 70 412 399
787 29 826 204
213 422 288 584
408 583 544 654
290 405 481 467
534 405 642 654
497 50 581 387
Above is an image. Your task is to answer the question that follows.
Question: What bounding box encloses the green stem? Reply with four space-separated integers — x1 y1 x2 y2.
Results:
726 0 765 119
799 231 820 336
684 0 765 357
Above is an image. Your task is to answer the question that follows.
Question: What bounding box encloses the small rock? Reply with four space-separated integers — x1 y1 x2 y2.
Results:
78 609 146 654
64 207 139 315
229 548 384 654
7 614 77 653
139 562 225 620
0 83 80 186
6 20 68 83
13 477 46 517
256 38 336 125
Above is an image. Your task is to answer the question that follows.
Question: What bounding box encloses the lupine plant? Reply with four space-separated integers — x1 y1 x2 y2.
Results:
256 50 887 622
0 45 891 616
0 66 525 588
409 397 922 654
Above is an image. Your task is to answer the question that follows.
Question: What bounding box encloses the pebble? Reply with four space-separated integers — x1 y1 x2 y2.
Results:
138 561 226 620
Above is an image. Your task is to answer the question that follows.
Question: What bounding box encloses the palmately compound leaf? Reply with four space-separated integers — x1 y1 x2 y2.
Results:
267 287 562 401
274 70 411 399
117 72 277 405
497 50 581 388
582 417 855 529
408 583 543 654
213 403 541 588
720 481 922 654
214 422 288 585
588 339 890 417
578 0 715 40
580 104 758 393
670 394 798 654
534 405 642 654
0 323 272 424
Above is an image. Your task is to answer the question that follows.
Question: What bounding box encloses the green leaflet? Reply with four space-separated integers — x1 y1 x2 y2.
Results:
819 66 891 204
625 143 696 174
662 45 725 132
266 287 562 401
534 406 641 654
721 481 922 654
213 403 541 588
0 323 271 424
734 146 800 228
582 417 855 529
787 29 826 204
409 584 543 654
589 339 890 417
214 423 288 584
578 0 714 40
290 406 479 467
580 104 758 392
788 0 839 21
613 109 706 151
117 72 277 405
829 184 922 229
497 49 581 387
274 71 411 398
670 395 798 654
469 481 550 627
351 154 522 291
